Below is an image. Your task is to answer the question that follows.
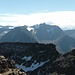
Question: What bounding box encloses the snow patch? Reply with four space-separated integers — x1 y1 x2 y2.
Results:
4 31 8 33
16 60 49 72
22 56 32 61
47 28 54 32
27 27 34 31
9 26 14 29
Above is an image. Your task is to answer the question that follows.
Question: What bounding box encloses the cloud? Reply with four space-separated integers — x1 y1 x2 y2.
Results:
0 11 75 29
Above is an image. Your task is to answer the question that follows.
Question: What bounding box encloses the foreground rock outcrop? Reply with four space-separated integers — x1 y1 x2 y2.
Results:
0 55 27 75
50 49 75 75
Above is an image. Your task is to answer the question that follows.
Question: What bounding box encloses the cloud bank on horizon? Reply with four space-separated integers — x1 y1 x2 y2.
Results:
0 11 75 29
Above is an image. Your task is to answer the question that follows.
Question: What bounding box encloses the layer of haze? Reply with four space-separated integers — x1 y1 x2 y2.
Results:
0 11 75 29
0 0 75 29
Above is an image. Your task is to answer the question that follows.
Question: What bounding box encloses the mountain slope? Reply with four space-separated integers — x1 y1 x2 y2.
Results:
55 35 75 53
0 26 37 43
0 26 14 39
30 23 75 53
30 23 64 41
64 29 75 39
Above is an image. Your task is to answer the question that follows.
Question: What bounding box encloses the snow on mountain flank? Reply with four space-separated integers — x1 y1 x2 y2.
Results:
16 60 49 72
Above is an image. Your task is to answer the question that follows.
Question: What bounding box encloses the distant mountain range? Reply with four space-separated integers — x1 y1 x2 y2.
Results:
30 23 75 53
30 23 64 40
0 24 75 53
0 25 14 39
64 29 75 39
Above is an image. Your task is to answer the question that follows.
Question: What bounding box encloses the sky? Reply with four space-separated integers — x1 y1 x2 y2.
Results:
0 0 75 29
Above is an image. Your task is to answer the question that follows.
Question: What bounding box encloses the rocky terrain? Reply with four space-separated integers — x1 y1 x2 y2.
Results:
30 49 75 75
0 55 27 75
0 42 59 69
0 42 75 75
0 42 59 75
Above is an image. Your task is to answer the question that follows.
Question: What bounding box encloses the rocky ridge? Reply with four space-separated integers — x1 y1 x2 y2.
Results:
0 42 75 75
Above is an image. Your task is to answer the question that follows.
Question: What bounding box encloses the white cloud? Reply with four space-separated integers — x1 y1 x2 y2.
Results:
0 11 75 29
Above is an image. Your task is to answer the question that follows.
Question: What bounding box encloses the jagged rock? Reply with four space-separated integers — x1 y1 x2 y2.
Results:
0 55 27 75
0 55 5 59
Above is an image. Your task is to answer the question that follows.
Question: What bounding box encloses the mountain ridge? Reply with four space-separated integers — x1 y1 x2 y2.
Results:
0 26 37 43
0 24 75 53
0 42 75 75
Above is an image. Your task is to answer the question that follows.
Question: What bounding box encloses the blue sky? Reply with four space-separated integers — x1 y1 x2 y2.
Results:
0 0 75 29
0 0 75 14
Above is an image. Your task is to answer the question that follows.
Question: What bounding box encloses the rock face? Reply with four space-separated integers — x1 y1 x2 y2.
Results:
30 23 64 41
64 29 75 39
0 55 27 75
0 55 15 73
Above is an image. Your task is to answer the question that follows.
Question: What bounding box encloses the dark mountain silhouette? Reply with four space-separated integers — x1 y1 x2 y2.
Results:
30 23 64 40
0 26 37 43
